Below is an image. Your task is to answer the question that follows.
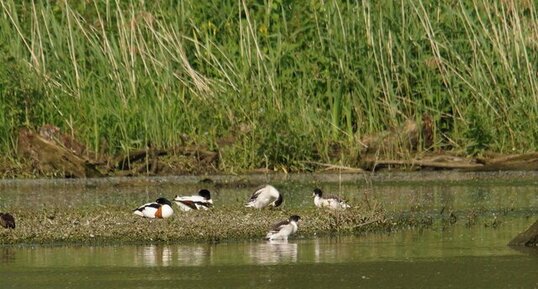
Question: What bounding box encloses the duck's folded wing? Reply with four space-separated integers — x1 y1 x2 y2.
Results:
196 200 213 209
175 195 210 210
175 198 198 210
134 202 157 212
326 194 346 202
270 220 290 233
248 188 264 201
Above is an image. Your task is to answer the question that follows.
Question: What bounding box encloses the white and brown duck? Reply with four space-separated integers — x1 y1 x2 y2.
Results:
245 185 283 209
265 215 301 241
133 197 174 219
313 188 351 210
174 189 213 211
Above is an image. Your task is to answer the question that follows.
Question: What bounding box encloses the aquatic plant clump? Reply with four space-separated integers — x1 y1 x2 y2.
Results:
1 1 538 174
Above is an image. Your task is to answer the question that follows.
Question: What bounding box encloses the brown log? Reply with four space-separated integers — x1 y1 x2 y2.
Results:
114 149 167 170
17 128 103 178
508 219 538 247
474 153 538 171
368 159 483 170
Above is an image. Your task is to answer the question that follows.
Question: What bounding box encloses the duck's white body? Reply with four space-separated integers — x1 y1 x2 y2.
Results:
265 216 300 240
174 190 213 211
133 199 174 219
245 185 283 209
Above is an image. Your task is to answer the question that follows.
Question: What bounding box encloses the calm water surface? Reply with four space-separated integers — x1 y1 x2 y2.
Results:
1 224 537 289
0 173 537 289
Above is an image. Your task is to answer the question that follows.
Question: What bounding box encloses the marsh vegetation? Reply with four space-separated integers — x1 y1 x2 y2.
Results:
1 1 538 175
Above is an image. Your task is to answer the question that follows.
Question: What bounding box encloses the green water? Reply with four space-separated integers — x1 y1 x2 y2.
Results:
0 172 537 288
1 224 537 289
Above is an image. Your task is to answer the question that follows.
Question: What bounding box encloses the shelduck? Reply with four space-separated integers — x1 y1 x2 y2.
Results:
245 185 283 209
265 215 301 240
313 188 351 210
174 189 213 211
133 197 174 219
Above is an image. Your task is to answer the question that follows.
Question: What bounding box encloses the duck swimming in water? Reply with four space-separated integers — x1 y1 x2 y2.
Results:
133 197 174 219
245 185 283 209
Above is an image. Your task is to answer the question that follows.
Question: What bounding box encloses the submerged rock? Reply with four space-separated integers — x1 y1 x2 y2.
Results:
508 219 538 247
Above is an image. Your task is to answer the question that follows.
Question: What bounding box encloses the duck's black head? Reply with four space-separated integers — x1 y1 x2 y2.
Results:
313 188 323 197
289 215 301 223
272 193 284 207
155 197 172 206
198 189 211 200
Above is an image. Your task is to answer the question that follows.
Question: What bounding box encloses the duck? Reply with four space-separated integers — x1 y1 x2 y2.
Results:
133 197 174 218
0 213 15 229
313 188 351 210
174 189 213 211
245 185 283 209
265 215 301 240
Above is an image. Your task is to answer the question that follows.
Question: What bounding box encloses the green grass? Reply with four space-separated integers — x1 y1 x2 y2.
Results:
1 0 538 173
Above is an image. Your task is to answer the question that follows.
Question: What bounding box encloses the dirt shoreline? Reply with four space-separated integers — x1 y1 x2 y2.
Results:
5 126 538 179
3 155 538 181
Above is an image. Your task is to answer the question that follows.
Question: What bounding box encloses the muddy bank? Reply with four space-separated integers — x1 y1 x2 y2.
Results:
6 125 538 179
11 126 217 178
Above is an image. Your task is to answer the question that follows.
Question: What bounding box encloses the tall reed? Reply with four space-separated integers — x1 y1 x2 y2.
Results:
0 0 537 171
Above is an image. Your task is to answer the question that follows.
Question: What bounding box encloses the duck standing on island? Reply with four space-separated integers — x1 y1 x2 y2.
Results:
265 215 301 241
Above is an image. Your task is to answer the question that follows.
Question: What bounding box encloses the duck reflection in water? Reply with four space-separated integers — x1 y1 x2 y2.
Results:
176 245 211 266
135 245 173 267
135 245 212 267
0 248 15 264
248 240 298 265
